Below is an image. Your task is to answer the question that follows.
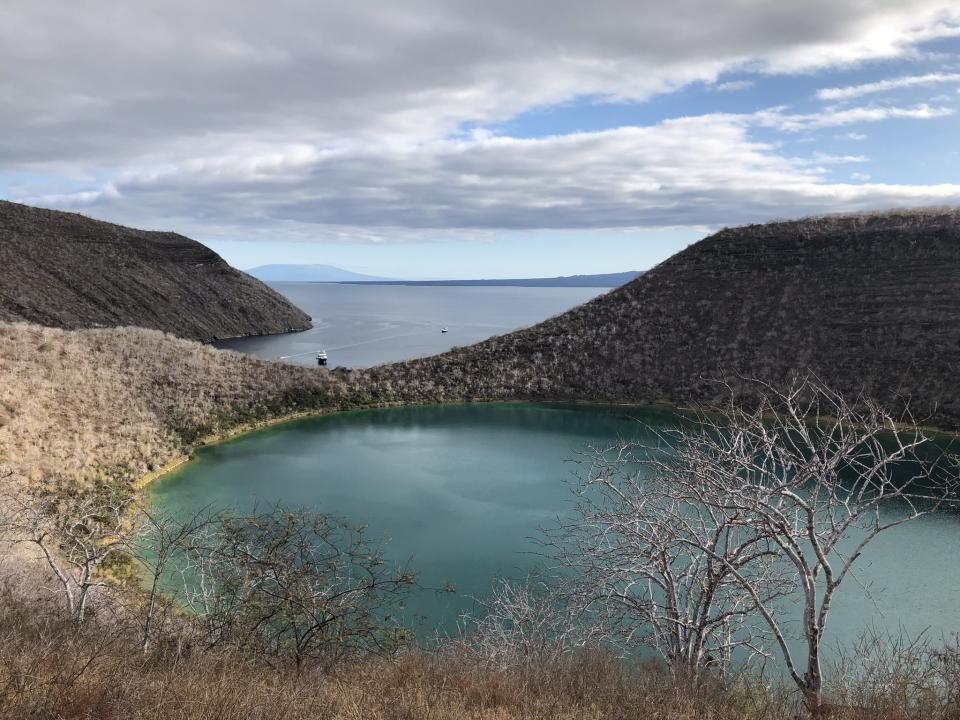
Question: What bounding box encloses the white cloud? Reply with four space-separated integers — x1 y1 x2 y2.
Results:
3 1 960 240
2 0 959 168
26 114 959 239
817 72 960 100
752 104 954 132
712 80 755 92
808 152 869 164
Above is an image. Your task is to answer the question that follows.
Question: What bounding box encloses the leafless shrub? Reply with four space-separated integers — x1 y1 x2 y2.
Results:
451 574 602 671
1 484 139 623
828 629 960 719
635 378 958 713
548 438 791 683
546 377 958 713
175 506 416 671
129 503 219 652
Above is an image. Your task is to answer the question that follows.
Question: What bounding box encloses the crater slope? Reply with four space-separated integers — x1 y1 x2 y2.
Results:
374 210 960 426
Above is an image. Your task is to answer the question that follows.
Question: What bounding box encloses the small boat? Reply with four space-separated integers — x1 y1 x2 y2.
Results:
441 327 449 333
316 350 328 366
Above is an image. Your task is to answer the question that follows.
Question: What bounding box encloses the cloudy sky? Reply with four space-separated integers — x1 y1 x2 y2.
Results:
3 1 959 278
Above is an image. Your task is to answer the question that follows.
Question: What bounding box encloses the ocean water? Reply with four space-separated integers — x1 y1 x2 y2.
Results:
214 283 605 367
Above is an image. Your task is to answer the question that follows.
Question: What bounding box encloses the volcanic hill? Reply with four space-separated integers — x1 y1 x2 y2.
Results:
0 201 311 341
373 209 960 426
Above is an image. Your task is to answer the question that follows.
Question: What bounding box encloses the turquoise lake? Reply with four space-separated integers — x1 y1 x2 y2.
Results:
149 402 960 654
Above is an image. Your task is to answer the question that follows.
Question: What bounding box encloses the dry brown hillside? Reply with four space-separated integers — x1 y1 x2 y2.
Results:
0 323 373 489
370 209 960 428
0 201 311 341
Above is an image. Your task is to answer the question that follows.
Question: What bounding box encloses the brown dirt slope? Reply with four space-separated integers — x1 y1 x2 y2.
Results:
0 201 311 341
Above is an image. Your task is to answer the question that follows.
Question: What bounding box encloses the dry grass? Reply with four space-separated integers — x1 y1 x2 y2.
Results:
0 578 790 720
2 576 959 720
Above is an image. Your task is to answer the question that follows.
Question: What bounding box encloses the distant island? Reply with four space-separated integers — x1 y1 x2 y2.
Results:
339 271 643 288
247 263 642 287
245 263 394 282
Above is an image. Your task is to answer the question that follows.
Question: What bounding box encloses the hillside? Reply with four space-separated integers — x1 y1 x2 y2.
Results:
0 323 365 488
370 209 960 427
0 201 312 341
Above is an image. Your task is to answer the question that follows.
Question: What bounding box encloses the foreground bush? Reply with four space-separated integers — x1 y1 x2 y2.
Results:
2 578 960 720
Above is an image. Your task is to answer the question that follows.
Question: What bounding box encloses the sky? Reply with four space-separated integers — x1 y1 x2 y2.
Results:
2 1 959 279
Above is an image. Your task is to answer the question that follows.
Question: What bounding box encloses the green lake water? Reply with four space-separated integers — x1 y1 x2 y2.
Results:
148 402 960 654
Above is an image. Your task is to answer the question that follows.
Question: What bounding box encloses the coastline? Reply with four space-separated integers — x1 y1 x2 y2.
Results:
130 398 631 492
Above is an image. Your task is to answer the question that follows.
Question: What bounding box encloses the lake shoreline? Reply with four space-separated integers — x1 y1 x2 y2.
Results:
133 397 677 491
133 394 959 494
147 399 960 651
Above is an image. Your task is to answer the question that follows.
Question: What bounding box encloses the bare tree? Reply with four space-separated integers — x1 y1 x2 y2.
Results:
130 504 217 651
176 506 416 670
550 440 791 684
174 520 228 646
2 485 138 623
653 379 957 713
454 574 602 671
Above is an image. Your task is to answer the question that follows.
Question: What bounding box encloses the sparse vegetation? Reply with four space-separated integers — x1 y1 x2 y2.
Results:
1 566 959 719
175 507 416 670
0 322 365 491
374 208 960 429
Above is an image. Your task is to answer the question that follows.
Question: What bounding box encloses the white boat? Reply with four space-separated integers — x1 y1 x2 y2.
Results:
441 327 449 333
316 350 328 366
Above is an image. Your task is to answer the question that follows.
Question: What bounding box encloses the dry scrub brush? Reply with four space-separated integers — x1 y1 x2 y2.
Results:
4 573 960 720
0 322 378 493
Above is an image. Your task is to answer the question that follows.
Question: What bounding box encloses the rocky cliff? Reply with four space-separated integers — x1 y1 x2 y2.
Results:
0 201 311 341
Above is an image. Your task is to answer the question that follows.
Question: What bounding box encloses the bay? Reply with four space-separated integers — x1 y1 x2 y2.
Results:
215 283 605 368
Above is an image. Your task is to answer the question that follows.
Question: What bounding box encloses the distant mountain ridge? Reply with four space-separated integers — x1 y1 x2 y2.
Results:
248 263 641 287
0 201 312 341
340 271 642 287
